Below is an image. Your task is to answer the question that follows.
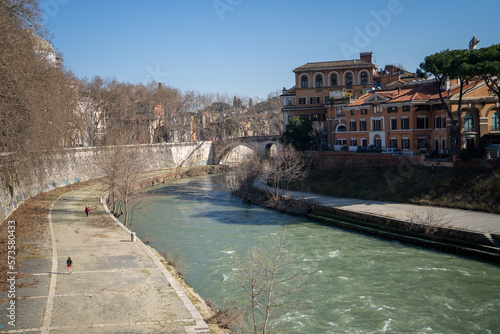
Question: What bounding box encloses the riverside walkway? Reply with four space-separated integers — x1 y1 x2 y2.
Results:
254 180 500 236
282 188 500 235
0 183 209 333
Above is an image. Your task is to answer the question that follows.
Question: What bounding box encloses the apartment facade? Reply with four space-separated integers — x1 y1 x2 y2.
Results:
281 52 378 148
333 80 499 155
337 82 447 154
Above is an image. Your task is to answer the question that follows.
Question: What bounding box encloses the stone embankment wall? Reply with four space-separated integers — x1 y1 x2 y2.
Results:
0 142 213 222
305 151 424 170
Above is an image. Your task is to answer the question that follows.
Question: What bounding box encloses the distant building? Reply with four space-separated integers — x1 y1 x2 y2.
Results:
31 33 63 68
333 79 500 156
281 52 378 148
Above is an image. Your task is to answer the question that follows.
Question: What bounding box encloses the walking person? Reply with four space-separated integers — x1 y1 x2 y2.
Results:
67 257 72 275
85 206 90 217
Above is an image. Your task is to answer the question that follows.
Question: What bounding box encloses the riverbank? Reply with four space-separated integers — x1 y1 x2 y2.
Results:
0 168 228 333
246 180 500 263
294 166 500 213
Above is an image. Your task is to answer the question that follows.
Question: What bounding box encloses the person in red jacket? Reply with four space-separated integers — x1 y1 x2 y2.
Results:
85 206 90 217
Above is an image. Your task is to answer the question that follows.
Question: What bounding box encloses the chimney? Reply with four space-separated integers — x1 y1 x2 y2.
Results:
360 52 373 63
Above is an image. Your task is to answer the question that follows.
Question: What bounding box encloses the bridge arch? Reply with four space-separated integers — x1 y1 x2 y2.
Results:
211 136 282 165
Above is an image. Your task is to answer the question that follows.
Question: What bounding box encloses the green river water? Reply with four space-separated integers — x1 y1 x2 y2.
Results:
128 174 500 333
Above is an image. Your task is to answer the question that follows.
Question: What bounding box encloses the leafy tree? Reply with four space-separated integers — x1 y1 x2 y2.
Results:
282 116 313 150
466 44 500 103
417 49 478 156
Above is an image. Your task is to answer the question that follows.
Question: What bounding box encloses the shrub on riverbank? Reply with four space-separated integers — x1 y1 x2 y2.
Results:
292 167 500 213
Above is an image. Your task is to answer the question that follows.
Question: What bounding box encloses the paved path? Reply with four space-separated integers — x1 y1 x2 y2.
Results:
255 181 500 235
1 184 209 333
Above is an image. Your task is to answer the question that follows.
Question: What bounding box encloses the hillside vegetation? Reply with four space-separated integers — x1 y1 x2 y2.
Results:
293 167 500 213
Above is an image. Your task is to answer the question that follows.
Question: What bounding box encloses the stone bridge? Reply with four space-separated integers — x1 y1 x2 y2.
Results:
210 135 282 164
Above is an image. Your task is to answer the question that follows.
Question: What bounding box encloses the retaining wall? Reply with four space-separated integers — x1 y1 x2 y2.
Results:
0 142 213 222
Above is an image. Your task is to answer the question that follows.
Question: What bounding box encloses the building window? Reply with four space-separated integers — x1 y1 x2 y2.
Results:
373 119 382 131
403 106 410 112
337 125 347 132
388 106 398 113
311 113 319 122
310 97 320 104
287 99 294 106
336 139 347 145
492 112 500 131
402 138 410 150
401 117 409 129
361 138 367 147
418 138 427 149
350 120 356 131
374 105 383 113
375 137 382 147
434 116 441 129
360 120 367 131
350 139 357 146
417 117 428 129
351 110 355 116
315 75 323 88
390 138 398 148
336 107 346 117
415 105 431 111
301 76 308 88
441 138 446 150
360 72 368 85
330 74 338 87
391 118 397 130
299 98 306 105
464 113 474 132
345 73 353 89
361 109 368 115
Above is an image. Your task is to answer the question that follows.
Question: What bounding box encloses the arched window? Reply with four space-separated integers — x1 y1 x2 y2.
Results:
315 75 323 88
345 73 353 88
492 112 500 131
301 76 308 88
330 74 338 87
464 113 474 132
360 72 368 85
336 124 347 132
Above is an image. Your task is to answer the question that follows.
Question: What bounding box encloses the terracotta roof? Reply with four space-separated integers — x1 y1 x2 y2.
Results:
347 79 485 108
294 59 376 71
347 83 441 106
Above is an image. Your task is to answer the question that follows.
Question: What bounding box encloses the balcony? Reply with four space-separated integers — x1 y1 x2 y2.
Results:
325 97 354 107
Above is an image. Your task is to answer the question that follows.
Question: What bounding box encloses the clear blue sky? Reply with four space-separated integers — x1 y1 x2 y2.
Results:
44 0 499 100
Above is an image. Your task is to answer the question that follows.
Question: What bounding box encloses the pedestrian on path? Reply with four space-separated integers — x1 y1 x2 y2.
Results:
67 257 72 275
85 206 90 217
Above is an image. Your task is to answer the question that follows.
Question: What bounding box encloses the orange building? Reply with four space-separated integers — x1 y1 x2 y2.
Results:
281 52 378 148
332 79 499 156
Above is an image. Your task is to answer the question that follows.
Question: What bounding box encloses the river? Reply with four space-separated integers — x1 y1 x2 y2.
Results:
127 174 500 333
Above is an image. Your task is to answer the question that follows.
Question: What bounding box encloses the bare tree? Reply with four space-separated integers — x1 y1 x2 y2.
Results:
231 230 306 334
99 141 149 229
264 145 307 200
0 0 80 192
405 207 453 235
